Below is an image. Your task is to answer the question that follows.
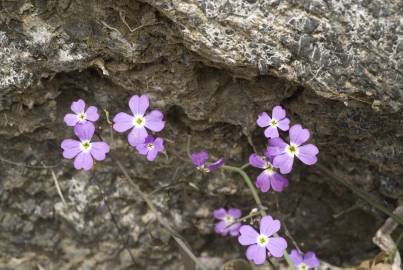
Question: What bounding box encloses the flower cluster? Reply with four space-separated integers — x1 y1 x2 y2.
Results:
250 105 319 192
61 95 166 170
61 99 110 171
61 98 321 268
113 95 165 161
205 105 320 267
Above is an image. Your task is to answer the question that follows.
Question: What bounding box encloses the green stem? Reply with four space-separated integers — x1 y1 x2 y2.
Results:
222 165 264 211
225 209 262 229
221 165 296 270
240 163 250 170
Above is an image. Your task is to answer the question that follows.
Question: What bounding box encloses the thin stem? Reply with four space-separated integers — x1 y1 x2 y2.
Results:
221 165 264 211
115 160 209 270
92 176 137 264
49 167 67 207
240 163 250 170
225 209 262 229
317 164 403 227
221 165 295 270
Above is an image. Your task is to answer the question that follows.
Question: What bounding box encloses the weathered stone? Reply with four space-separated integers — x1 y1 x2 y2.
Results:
0 0 402 269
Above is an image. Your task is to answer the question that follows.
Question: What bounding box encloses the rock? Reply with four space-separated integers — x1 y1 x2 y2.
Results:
0 0 402 269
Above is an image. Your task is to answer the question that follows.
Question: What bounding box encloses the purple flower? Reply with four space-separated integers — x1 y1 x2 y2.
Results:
257 106 290 138
191 151 224 172
64 99 99 127
289 249 320 270
135 135 164 161
267 124 319 174
113 95 165 146
249 153 288 192
61 123 110 171
238 215 287 265
213 208 242 237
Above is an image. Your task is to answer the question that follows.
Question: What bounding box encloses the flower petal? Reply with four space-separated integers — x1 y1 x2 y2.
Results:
113 112 134 133
145 110 165 132
228 208 241 218
260 216 280 237
289 249 304 266
71 99 85 114
266 237 287 257
129 95 149 116
229 224 241 236
64 113 79 126
61 139 81 159
215 221 227 236
136 143 149 155
238 225 259 245
128 127 148 146
277 118 290 131
207 158 224 171
270 173 289 192
85 106 99 121
74 152 93 171
289 124 310 146
273 153 294 174
256 171 271 192
257 112 270 127
267 138 287 156
147 149 159 161
246 244 267 265
296 144 319 165
153 138 164 151
74 122 95 140
248 153 265 168
213 208 227 220
264 126 279 139
191 151 209 167
272 105 286 120
90 142 109 161
303 252 320 268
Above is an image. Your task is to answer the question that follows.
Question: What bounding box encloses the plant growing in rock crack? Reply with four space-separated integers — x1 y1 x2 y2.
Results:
61 96 321 269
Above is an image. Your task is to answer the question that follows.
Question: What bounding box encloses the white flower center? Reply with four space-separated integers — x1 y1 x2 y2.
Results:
223 215 235 225
197 166 209 173
257 235 269 246
263 164 275 176
269 119 279 127
133 115 146 128
77 112 87 122
299 263 309 270
80 140 92 152
286 143 299 156
146 143 154 150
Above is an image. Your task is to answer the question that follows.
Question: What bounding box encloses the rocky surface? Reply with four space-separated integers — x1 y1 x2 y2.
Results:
0 1 402 269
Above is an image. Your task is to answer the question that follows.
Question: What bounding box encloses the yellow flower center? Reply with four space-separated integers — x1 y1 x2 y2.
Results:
80 140 92 152
286 144 299 156
133 115 146 127
77 112 86 122
257 235 269 246
299 263 309 270
223 215 235 225
197 166 209 173
270 119 278 127
146 143 154 150
264 163 275 175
